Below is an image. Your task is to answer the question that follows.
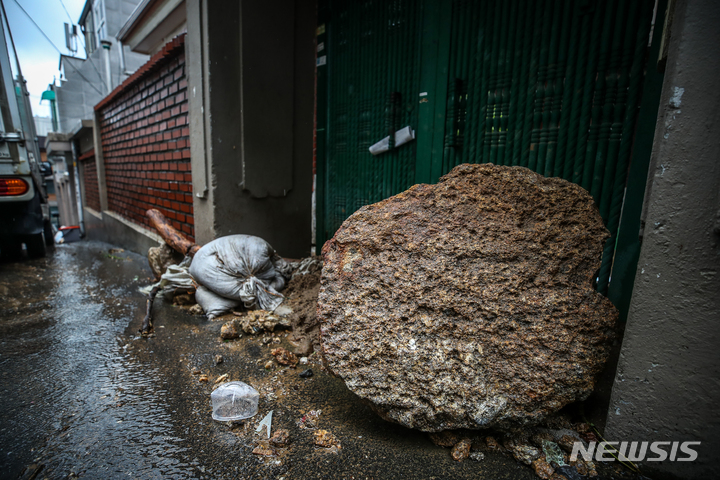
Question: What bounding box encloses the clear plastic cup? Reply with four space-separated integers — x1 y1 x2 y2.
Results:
211 381 259 422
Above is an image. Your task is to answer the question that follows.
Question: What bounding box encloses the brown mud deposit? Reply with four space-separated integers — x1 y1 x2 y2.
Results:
283 270 322 355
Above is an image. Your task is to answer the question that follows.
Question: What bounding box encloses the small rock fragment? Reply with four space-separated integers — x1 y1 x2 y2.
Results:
220 321 240 340
531 432 555 448
558 435 578 454
299 369 313 378
299 357 309 365
486 436 502 452
314 429 340 449
262 336 272 345
252 441 276 456
469 451 485 462
512 444 542 465
198 374 209 382
214 373 229 384
188 304 204 315
428 431 461 448
214 355 224 365
271 347 299 366
451 438 472 461
173 293 194 305
191 367 201 375
297 410 321 429
532 458 555 480
264 361 274 370
269 429 291 447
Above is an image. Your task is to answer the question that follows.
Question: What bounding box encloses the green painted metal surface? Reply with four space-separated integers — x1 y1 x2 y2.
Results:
318 0 658 297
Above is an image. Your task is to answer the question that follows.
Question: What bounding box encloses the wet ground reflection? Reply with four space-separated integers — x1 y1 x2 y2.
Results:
0 244 197 479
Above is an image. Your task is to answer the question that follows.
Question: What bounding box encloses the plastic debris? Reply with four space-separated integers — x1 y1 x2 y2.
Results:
542 439 567 467
256 411 274 438
211 381 259 422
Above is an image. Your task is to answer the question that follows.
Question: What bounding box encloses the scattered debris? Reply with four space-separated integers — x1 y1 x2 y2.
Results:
211 382 259 422
269 429 290 447
214 355 224 365
256 411 274 438
299 356 308 365
531 458 554 480
188 304 204 315
512 444 542 466
314 429 341 450
542 440 566 467
198 374 208 382
220 321 240 340
172 292 195 305
450 438 472 461
191 367 201 375
299 368 313 378
264 361 274 370
214 373 229 384
469 451 485 462
271 347 298 367
147 242 183 280
297 410 321 430
252 441 276 456
486 436 502 452
429 431 461 447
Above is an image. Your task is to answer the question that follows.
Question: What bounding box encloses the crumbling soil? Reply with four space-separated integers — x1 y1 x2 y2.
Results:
283 270 321 356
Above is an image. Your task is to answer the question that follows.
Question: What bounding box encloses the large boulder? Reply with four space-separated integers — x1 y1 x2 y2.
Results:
318 163 617 432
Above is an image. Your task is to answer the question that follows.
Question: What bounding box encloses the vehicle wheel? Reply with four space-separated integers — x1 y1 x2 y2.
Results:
0 239 23 260
44 220 55 247
25 232 46 258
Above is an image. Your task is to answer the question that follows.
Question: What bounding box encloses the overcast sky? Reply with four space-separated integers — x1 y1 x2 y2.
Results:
3 0 87 118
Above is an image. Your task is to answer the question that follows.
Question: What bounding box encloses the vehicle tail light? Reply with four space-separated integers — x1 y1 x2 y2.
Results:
0 177 29 196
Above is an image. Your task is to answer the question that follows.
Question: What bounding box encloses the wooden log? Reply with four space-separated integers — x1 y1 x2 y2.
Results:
146 209 200 257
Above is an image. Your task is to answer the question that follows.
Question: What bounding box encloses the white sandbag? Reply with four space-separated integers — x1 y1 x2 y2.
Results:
189 235 290 312
195 285 242 319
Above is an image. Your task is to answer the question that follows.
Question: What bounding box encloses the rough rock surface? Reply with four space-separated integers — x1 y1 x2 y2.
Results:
147 242 183 279
318 163 617 432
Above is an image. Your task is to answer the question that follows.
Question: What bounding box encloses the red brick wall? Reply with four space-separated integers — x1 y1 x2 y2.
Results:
80 151 100 212
95 35 194 240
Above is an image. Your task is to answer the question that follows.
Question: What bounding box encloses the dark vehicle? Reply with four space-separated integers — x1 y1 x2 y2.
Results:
0 6 52 259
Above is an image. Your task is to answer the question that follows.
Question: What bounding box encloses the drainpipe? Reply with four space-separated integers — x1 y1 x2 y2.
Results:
70 140 85 236
100 39 112 94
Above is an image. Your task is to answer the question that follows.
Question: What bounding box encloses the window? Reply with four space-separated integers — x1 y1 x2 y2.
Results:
93 0 106 42
83 10 96 55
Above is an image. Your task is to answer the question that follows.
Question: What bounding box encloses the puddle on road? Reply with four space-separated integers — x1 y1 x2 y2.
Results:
0 245 200 479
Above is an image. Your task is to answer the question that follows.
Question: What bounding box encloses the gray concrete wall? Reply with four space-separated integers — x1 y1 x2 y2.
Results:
56 0 148 134
187 0 315 258
84 208 162 256
604 0 720 478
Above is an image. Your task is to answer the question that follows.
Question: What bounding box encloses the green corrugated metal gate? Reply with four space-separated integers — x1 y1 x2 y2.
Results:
316 0 663 312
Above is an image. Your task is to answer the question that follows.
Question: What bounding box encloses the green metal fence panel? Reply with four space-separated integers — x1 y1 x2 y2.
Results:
322 0 422 243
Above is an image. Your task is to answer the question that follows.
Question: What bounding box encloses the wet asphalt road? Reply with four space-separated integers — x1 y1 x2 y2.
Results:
0 241 607 479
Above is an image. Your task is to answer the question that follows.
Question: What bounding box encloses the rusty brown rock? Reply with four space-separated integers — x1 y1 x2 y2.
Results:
451 438 472 461
314 429 340 449
318 163 617 432
428 430 461 447
271 347 298 367
270 429 291 446
220 321 240 340
147 242 184 279
532 458 555 480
